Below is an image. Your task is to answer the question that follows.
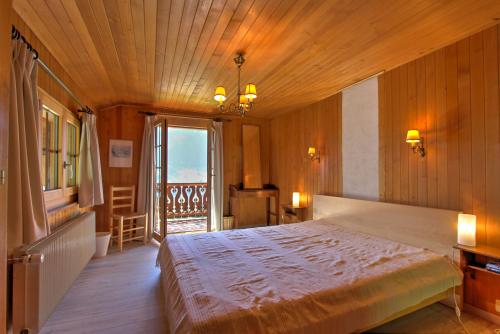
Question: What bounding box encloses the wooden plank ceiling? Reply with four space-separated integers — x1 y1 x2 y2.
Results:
13 0 500 117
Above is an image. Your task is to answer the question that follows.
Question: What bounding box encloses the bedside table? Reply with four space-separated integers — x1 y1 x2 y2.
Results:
453 244 500 324
281 205 308 224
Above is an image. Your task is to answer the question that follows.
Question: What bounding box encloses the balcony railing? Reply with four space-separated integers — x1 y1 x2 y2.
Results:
165 183 208 218
154 182 208 235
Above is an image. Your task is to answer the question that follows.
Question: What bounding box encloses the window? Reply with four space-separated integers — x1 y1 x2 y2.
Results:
39 89 81 208
41 105 61 191
66 122 78 187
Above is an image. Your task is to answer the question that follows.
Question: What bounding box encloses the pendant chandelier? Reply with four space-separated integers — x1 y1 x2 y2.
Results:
213 53 257 117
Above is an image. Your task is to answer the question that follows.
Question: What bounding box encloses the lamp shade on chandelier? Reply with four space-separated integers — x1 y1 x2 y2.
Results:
213 53 257 116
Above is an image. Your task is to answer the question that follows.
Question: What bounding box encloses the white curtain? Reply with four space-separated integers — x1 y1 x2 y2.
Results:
211 121 224 231
137 115 155 240
7 40 49 250
78 113 104 208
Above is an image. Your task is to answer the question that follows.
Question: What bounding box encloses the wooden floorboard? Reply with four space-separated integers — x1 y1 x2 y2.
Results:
41 243 497 334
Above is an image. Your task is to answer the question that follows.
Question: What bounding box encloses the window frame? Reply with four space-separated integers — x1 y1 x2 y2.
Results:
39 89 80 209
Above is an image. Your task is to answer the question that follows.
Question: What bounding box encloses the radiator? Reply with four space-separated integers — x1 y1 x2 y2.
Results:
12 211 96 334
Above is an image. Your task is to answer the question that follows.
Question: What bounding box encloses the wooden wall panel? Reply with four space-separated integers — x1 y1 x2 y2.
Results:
269 94 342 220
0 2 12 332
379 25 500 248
95 106 145 232
223 117 271 227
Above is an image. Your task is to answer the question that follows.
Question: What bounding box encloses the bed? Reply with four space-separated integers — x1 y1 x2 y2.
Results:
157 196 463 334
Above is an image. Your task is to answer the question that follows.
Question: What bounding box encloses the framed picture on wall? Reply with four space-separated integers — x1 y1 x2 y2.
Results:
109 139 133 168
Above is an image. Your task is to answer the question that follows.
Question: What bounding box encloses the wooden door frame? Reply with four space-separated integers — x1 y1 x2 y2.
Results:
152 118 167 242
0 2 12 333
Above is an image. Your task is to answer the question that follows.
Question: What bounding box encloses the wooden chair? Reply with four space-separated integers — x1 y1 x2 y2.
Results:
109 185 148 252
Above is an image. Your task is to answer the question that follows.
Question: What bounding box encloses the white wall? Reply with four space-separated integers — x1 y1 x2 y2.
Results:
342 77 379 200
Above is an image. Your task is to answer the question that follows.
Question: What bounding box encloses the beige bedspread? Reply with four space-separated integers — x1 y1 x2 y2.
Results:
157 220 462 334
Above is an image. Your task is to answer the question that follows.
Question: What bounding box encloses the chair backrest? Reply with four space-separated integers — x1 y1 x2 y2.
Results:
109 185 136 216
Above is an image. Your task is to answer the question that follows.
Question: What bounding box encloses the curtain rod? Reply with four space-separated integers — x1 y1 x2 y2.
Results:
11 25 94 115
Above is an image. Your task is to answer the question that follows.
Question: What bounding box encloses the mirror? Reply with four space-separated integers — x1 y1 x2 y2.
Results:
242 125 262 189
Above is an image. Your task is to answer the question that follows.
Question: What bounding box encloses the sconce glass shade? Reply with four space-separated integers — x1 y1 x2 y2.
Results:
457 213 476 247
406 129 421 143
308 147 316 156
214 86 226 102
244 83 257 100
292 192 300 208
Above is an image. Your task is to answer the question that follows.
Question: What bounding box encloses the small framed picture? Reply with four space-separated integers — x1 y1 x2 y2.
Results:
109 139 133 168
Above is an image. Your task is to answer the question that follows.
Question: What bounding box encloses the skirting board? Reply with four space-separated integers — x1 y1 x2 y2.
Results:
464 303 500 326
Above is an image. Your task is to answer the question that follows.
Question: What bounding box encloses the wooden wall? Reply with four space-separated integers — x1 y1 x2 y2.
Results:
379 25 500 248
0 3 12 333
94 106 145 231
270 94 343 219
223 117 270 227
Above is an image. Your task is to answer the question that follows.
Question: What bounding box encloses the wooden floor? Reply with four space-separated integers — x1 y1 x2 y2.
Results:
41 243 497 334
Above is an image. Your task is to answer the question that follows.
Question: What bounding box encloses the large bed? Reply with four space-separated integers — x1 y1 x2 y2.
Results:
157 196 463 334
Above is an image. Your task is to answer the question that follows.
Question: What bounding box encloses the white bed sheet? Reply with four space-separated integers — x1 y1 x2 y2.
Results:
157 220 462 334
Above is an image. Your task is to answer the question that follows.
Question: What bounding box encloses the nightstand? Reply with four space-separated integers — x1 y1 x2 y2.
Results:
453 244 500 324
281 205 308 224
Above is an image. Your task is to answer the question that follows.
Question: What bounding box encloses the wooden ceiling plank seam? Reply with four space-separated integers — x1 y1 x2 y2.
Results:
156 0 186 100
130 0 149 100
164 0 206 102
107 0 137 101
76 0 127 99
168 0 214 105
153 0 172 100
59 0 118 103
144 0 158 98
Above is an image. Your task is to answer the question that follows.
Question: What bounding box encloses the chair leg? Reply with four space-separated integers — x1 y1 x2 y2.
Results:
109 217 114 247
144 213 148 245
118 217 124 252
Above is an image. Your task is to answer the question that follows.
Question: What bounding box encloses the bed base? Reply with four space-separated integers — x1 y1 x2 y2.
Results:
357 287 459 333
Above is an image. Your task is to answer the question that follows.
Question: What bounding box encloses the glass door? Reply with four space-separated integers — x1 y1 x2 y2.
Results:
152 118 212 241
153 119 166 241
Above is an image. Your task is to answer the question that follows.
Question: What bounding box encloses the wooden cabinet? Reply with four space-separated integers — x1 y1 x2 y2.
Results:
229 184 279 228
281 205 308 224
454 244 500 324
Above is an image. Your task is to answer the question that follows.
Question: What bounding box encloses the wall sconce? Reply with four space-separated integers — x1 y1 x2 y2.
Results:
457 213 476 247
308 147 320 162
406 130 425 157
292 192 300 208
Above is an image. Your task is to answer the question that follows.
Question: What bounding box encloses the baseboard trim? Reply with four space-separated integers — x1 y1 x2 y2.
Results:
464 303 500 325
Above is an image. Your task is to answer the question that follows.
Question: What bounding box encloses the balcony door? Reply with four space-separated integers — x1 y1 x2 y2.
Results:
152 117 212 241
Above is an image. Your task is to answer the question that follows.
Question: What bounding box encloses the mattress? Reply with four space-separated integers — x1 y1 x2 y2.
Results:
157 220 462 334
